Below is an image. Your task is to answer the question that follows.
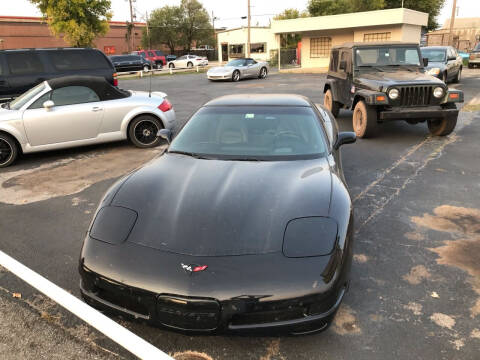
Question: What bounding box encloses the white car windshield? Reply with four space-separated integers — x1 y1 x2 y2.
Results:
226 59 246 67
169 106 327 161
9 82 46 110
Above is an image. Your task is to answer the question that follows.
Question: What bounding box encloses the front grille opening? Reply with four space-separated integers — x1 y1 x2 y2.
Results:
94 284 149 317
398 86 434 106
230 307 306 326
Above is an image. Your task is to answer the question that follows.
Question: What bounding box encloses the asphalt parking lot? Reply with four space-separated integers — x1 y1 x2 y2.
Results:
1 69 480 359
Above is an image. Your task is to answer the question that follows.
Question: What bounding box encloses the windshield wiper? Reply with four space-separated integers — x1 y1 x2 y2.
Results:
357 65 384 72
227 157 261 161
386 64 415 72
167 150 213 160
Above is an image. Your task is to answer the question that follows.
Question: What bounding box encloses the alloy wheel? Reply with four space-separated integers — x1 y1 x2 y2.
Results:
0 138 13 166
133 120 159 146
260 68 267 78
233 71 240 81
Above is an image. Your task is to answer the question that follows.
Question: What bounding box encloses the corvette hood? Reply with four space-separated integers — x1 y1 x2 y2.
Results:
356 70 444 91
208 66 234 73
112 153 332 256
0 108 21 122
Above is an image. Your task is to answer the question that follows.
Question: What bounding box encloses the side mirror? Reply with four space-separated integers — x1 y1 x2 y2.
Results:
423 57 429 67
333 131 356 150
339 60 347 70
43 100 55 110
157 128 172 144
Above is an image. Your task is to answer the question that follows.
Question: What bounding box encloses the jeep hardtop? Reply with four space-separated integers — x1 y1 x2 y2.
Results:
323 42 464 138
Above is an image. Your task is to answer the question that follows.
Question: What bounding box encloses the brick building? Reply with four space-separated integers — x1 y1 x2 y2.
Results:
0 16 146 54
426 18 480 51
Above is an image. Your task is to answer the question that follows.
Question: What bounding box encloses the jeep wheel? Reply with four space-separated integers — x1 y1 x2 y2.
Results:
352 100 378 138
324 89 340 117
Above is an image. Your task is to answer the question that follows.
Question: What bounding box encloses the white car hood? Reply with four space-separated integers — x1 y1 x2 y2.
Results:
208 66 234 73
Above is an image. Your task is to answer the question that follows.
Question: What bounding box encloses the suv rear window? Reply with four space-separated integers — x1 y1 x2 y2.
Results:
47 50 111 71
6 52 44 75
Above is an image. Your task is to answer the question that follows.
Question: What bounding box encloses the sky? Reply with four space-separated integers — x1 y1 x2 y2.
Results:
1 0 478 30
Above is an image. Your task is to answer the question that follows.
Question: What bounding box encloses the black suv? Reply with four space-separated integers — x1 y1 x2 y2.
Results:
0 48 116 102
323 42 464 138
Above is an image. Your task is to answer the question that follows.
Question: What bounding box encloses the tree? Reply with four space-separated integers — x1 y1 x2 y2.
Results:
308 0 384 16
273 9 309 48
29 0 111 47
178 0 213 51
384 0 446 30
143 6 182 53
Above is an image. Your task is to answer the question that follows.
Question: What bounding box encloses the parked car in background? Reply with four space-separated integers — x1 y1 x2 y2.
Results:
468 43 480 68
79 94 356 334
132 50 166 69
207 58 269 81
323 42 464 138
0 76 176 167
165 54 177 62
109 55 153 73
168 55 208 69
421 46 463 83
0 48 116 103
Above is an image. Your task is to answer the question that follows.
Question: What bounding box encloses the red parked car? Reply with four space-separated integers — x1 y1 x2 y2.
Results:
132 50 166 69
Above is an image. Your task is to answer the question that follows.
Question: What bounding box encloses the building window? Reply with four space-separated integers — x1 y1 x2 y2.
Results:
310 37 331 58
364 32 391 42
229 44 244 57
250 43 266 53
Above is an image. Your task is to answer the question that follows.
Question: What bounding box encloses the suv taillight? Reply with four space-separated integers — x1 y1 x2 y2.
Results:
158 99 172 112
113 73 118 86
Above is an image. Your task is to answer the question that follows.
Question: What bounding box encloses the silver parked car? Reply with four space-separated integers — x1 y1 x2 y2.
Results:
207 58 269 82
0 76 176 167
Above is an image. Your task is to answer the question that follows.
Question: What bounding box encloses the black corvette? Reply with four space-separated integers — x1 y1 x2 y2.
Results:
79 94 356 334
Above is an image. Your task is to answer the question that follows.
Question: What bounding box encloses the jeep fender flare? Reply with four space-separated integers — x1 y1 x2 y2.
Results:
323 79 341 102
351 89 386 110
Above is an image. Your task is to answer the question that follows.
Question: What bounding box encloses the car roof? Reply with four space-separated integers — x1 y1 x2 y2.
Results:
420 46 449 50
333 41 419 50
204 94 312 107
47 75 129 101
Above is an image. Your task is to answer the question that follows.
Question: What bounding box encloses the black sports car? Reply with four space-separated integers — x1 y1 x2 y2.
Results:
79 94 356 334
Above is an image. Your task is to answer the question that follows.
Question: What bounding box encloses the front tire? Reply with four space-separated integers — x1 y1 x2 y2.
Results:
258 67 268 79
128 116 163 148
143 65 150 72
169 63 175 69
453 68 461 83
427 103 457 136
232 70 240 82
324 89 340 117
352 100 378 138
187 62 193 68
0 133 19 168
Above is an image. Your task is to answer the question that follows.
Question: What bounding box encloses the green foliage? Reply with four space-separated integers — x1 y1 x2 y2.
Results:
308 0 445 31
384 0 446 30
29 0 111 47
178 0 213 51
274 8 309 20
143 6 183 53
143 0 213 52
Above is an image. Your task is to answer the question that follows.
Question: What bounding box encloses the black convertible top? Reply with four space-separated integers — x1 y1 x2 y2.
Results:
47 76 129 101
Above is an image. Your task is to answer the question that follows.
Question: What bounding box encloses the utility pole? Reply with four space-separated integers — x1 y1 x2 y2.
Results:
448 0 457 47
128 0 135 51
247 0 251 57
145 11 150 49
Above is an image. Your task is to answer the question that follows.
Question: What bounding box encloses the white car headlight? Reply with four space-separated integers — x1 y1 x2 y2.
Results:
427 68 441 76
433 87 444 98
388 88 399 100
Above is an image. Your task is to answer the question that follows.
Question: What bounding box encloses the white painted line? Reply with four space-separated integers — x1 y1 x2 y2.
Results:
0 250 173 360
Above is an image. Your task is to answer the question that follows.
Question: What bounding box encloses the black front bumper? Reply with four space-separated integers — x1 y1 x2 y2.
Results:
79 275 346 334
379 107 459 121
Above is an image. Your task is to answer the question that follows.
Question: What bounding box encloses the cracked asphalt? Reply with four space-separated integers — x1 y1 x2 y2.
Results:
0 69 479 359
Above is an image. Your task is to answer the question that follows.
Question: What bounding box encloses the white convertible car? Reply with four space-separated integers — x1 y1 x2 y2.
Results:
0 76 176 167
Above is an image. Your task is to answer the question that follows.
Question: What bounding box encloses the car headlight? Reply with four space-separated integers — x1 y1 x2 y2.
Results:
283 217 338 257
388 88 399 100
90 206 137 244
433 87 444 98
427 67 441 76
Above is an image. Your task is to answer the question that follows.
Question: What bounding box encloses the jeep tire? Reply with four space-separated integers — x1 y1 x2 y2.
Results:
324 89 340 117
352 100 378 138
427 103 458 136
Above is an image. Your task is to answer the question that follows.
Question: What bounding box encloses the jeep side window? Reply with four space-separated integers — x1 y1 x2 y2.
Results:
330 50 339 72
339 51 350 73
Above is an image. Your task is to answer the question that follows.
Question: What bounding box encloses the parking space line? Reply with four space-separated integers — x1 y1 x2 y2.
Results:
0 250 173 360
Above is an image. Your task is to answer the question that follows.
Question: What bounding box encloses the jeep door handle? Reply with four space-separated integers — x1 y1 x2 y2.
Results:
91 106 103 112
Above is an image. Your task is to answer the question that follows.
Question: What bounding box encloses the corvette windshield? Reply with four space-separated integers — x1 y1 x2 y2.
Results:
9 82 46 110
226 59 246 67
355 46 421 67
169 106 327 160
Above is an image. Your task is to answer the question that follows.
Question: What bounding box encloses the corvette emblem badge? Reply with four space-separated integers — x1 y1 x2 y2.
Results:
181 263 208 274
